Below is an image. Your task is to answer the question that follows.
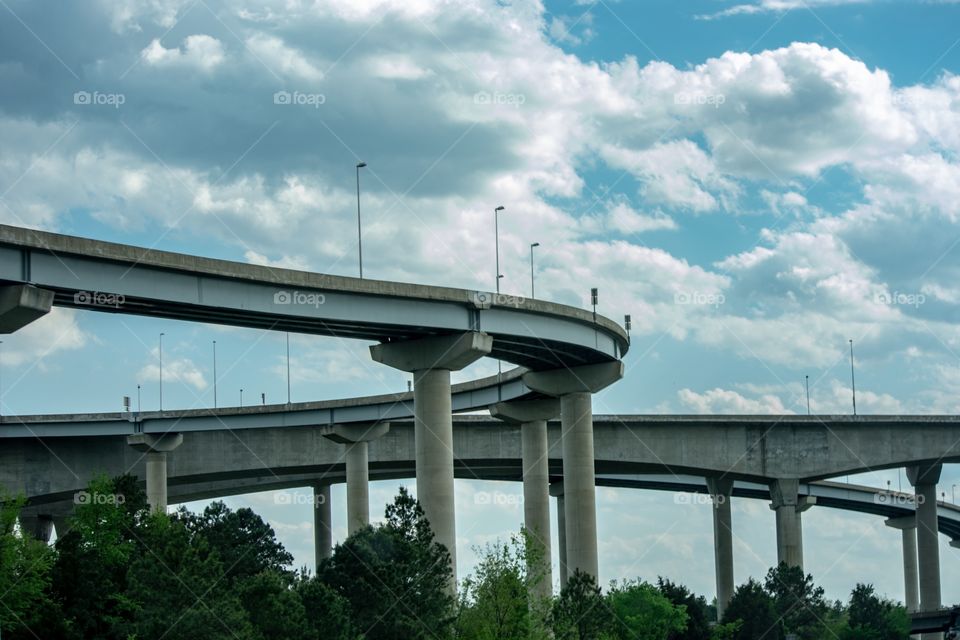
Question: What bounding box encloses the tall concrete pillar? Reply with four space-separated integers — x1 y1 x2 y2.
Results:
313 483 332 570
371 332 493 591
769 478 815 569
551 483 568 588
491 399 560 602
324 422 390 536
52 514 70 541
886 516 920 614
127 433 184 513
707 477 734 621
523 362 623 583
17 513 54 543
907 464 942 632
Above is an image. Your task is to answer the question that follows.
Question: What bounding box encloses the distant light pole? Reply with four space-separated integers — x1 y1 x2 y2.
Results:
591 287 598 322
240 388 244 407
356 162 367 279
849 339 857 416
494 206 505 293
953 484 957 504
805 375 810 415
137 384 141 413
261 392 266 406
212 340 218 409
529 242 540 298
286 333 291 404
159 332 165 412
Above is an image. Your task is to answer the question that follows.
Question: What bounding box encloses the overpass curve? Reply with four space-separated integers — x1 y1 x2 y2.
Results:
0 224 628 373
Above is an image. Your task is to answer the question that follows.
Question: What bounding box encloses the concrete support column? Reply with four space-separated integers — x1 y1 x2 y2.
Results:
18 513 53 543
707 478 734 621
324 422 390 537
551 483 568 588
313 483 332 570
52 515 70 542
886 516 920 614
907 464 942 628
491 399 560 602
769 478 815 570
371 332 493 592
345 441 369 535
127 432 183 513
523 361 623 585
561 391 599 580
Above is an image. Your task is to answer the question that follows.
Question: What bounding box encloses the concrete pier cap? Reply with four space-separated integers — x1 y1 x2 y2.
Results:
369 331 493 372
126 432 184 453
0 284 54 333
522 361 624 396
321 421 390 444
489 399 560 423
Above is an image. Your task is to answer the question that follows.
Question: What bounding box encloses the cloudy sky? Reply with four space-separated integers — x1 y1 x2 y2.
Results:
2 0 960 605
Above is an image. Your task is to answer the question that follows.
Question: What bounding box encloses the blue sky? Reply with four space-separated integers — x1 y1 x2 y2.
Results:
2 0 960 604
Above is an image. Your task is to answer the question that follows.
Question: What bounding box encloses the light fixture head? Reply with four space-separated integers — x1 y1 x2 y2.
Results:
357 161 367 168
531 242 540 248
495 205 505 212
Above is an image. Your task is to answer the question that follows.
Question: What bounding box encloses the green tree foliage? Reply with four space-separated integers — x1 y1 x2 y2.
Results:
841 583 910 640
124 512 256 640
320 486 455 640
177 501 293 585
550 570 613 640
296 573 355 640
606 579 687 640
764 563 829 640
0 495 60 639
722 578 779 640
51 474 148 639
457 536 536 640
236 570 311 640
657 577 711 639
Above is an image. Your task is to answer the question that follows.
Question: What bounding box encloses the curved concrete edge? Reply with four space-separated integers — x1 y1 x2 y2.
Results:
0 224 629 353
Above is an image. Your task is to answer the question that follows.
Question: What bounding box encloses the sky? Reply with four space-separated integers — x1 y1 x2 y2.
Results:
2 0 960 605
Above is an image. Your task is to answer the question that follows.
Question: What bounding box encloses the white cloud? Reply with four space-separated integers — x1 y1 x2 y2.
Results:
137 349 208 391
142 34 225 71
245 34 324 81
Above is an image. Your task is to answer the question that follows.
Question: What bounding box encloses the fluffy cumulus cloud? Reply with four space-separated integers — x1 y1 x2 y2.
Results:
1 0 960 405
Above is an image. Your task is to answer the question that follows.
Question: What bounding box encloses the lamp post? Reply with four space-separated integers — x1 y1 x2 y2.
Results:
529 242 540 298
159 332 165 412
356 162 367 279
494 206 505 293
240 388 243 407
849 339 856 416
212 340 217 409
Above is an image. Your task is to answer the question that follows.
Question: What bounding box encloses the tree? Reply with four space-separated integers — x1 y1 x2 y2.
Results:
657 577 711 640
842 584 910 640
124 512 256 640
320 487 455 640
457 537 533 640
177 501 293 585
235 570 311 640
51 474 147 639
0 495 60 639
764 563 829 640
296 573 355 640
722 579 778 640
607 579 687 640
551 570 613 640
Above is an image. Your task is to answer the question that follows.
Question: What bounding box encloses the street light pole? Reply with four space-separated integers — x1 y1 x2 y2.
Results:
159 332 165 412
529 242 539 298
212 340 217 409
494 206 505 293
356 162 367 279
849 339 856 416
